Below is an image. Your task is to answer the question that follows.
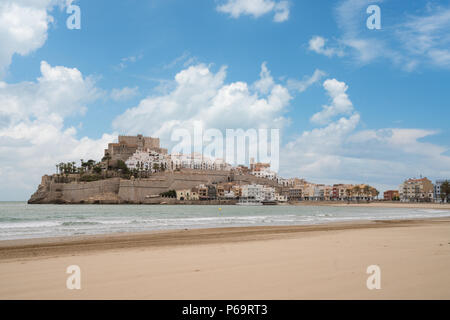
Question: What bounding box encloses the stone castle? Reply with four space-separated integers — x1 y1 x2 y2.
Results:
105 135 168 162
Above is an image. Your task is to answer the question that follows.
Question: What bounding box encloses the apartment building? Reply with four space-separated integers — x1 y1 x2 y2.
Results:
384 190 399 201
399 178 434 202
241 184 276 202
288 188 302 201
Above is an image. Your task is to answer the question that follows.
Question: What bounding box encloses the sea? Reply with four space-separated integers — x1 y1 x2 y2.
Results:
1 201 450 240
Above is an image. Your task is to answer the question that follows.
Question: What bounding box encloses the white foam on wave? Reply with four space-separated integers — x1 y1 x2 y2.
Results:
0 221 60 229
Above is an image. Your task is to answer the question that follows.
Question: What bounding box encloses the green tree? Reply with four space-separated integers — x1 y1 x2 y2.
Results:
117 160 130 174
345 188 351 201
93 165 102 174
86 159 96 171
441 181 450 203
352 186 361 201
102 153 112 169
363 185 370 197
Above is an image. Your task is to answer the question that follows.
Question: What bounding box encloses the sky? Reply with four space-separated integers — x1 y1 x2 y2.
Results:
0 0 449 200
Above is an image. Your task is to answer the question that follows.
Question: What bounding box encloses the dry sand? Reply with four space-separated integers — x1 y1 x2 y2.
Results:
0 218 450 299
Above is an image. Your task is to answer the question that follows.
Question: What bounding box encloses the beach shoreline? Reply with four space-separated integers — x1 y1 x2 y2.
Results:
1 217 450 299
21 200 450 210
0 217 441 260
290 201 450 209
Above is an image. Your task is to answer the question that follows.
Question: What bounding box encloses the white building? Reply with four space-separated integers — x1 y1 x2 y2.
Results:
170 152 232 171
278 177 295 187
241 184 276 202
251 168 277 180
434 179 450 202
125 149 168 172
224 190 237 199
262 186 276 201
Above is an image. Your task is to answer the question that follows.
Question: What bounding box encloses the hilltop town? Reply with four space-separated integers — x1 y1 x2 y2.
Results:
28 134 449 205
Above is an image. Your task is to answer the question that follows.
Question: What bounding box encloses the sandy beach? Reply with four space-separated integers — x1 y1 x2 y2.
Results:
1 218 450 299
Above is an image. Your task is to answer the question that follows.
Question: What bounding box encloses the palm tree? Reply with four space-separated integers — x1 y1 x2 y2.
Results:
345 188 351 202
363 185 370 198
62 163 68 175
87 159 96 171
352 186 361 201
375 190 380 200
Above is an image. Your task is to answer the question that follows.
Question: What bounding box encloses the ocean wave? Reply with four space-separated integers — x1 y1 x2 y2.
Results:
0 221 60 229
0 217 24 222
61 221 102 226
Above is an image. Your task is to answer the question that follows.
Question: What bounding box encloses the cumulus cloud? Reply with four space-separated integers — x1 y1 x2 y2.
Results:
112 62 292 146
310 79 354 125
0 0 67 77
217 0 290 22
0 61 114 200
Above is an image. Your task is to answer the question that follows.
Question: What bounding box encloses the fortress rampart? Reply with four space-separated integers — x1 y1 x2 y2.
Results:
28 170 283 204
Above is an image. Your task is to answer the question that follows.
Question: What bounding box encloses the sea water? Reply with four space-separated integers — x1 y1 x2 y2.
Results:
0 202 449 240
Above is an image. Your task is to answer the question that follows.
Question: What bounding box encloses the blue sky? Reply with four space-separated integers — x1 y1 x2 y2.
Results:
0 0 449 200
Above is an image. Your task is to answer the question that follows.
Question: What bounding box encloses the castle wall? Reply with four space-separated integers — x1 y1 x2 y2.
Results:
118 170 232 202
58 178 121 203
29 171 284 204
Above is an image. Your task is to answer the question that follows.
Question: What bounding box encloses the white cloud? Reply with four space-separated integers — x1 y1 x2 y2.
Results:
0 61 101 122
310 79 354 125
253 61 274 94
113 62 292 146
0 61 114 200
110 86 139 101
309 0 450 70
115 53 143 71
287 69 326 92
164 51 199 69
273 1 289 22
396 5 450 68
308 36 344 57
0 0 67 77
217 0 290 22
